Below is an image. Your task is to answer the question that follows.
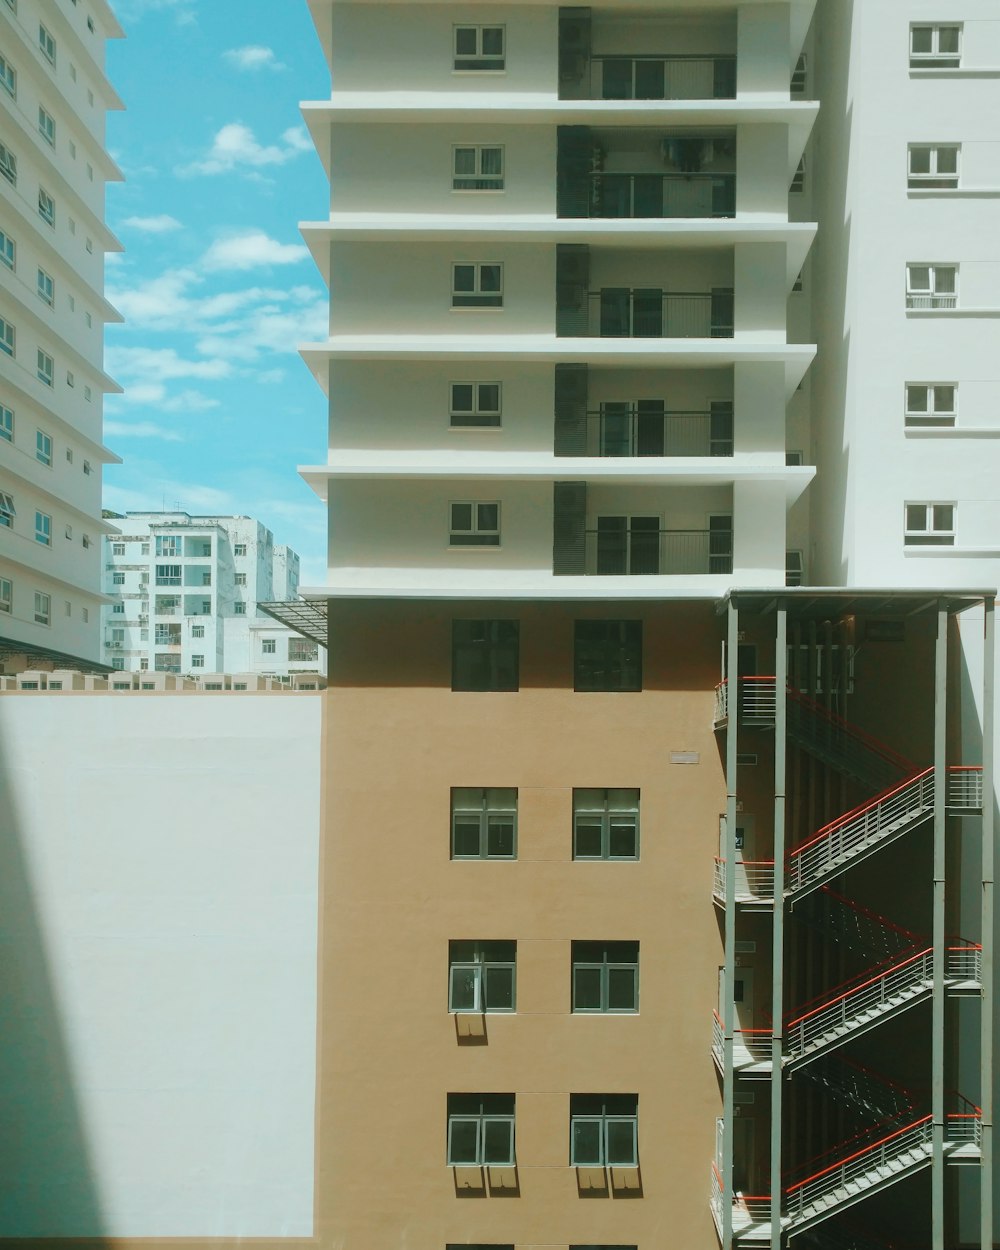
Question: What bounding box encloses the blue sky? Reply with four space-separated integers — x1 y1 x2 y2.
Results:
105 0 330 582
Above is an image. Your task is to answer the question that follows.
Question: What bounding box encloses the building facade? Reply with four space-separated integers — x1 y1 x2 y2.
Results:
0 0 123 671
100 512 324 679
291 3 997 1250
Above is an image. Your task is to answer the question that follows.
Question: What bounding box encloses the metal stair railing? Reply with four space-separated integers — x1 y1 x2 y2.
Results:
714 675 778 725
786 948 933 1061
786 692 914 790
786 768 934 896
947 764 984 810
947 942 982 984
712 1010 772 1068
713 855 776 902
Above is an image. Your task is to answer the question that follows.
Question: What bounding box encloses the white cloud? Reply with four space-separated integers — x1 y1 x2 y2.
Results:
104 420 184 442
201 231 309 272
121 214 182 234
224 45 286 72
108 345 233 384
178 123 312 177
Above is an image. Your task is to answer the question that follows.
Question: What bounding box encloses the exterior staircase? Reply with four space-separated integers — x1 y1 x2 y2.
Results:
786 692 914 793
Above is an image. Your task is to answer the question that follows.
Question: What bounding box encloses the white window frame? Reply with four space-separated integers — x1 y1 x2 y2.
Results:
910 23 962 68
449 500 501 547
234 543 247 556
37 268 54 306
905 383 957 426
34 591 50 625
111 541 126 555
451 787 517 859
0 491 15 527
451 262 503 309
233 601 246 615
0 54 15 99
34 511 51 546
261 638 277 654
38 188 55 227
448 941 516 1013
35 429 52 465
569 1097 639 1167
0 405 12 443
0 229 14 271
0 317 14 357
112 572 125 586
572 788 640 861
453 24 506 72
452 145 504 192
155 564 181 586
37 349 54 387
446 1095 515 1166
449 380 502 428
191 655 205 668
39 24 57 66
0 578 11 613
38 106 55 147
906 264 957 310
907 144 959 189
155 535 181 557
234 572 247 586
0 142 16 186
904 502 955 546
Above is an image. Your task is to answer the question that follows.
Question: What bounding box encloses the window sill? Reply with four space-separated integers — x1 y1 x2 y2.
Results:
450 306 505 313
906 308 1000 318
904 546 1000 557
448 424 504 433
910 67 1000 78
447 544 502 551
908 188 1000 199
906 425 1000 438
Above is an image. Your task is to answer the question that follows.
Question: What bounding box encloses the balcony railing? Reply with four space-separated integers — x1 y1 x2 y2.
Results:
713 855 776 903
906 294 957 310
585 527 732 576
714 676 779 725
563 172 736 220
558 289 735 338
947 764 983 810
947 942 982 984
566 407 733 457
586 54 737 101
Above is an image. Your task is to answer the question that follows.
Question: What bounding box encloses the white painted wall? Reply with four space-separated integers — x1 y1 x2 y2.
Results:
0 694 320 1237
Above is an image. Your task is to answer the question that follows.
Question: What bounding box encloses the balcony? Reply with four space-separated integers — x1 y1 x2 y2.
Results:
583 521 732 576
566 171 735 220
558 288 735 338
556 403 733 458
571 55 737 102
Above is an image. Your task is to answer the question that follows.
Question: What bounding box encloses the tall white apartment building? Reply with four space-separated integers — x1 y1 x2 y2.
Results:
0 0 123 671
101 512 324 678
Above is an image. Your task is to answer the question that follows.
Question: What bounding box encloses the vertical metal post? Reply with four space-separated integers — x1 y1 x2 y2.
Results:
771 608 787 1250
981 598 995 1250
722 598 740 1249
932 603 948 1250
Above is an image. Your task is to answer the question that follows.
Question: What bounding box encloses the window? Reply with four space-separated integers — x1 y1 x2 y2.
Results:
570 1095 638 1167
37 350 54 387
454 25 505 72
141 543 149 554
112 601 123 613
0 317 13 357
910 24 961 68
35 430 52 465
447 1095 515 1166
905 502 955 546
451 787 517 859
191 655 205 668
289 638 318 662
0 54 14 98
64 524 72 540
908 145 959 189
234 543 247 556
192 624 205 638
156 536 181 557
66 371 74 388
38 106 55 146
83 459 92 475
234 572 247 586
112 572 125 585
0 405 12 442
790 155 805 193
453 145 504 191
786 550 804 587
234 601 246 615
111 542 126 555
905 383 957 427
34 591 50 625
574 620 642 692
0 578 10 613
0 491 14 528
450 500 500 546
452 262 503 308
38 189 55 227
155 564 181 585
791 52 807 95
34 511 51 546
573 789 639 860
39 25 57 65
572 942 639 1013
449 941 516 1012
262 638 277 654
0 229 13 270
906 264 957 309
450 381 502 428
37 269 54 306
0 143 16 186
452 619 519 691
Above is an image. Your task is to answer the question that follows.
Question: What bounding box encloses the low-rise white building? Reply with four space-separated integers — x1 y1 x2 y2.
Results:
100 512 325 679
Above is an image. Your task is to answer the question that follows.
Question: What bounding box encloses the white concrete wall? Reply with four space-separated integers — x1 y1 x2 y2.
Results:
0 694 321 1237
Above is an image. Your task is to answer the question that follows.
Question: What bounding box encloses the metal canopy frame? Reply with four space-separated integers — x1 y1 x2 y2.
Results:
258 600 329 647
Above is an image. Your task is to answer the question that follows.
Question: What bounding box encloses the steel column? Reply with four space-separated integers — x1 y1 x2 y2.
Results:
932 603 948 1250
981 598 995 1250
771 608 787 1250
722 599 740 1248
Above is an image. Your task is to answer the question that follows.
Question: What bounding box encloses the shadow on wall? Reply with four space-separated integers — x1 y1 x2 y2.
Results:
0 716 107 1241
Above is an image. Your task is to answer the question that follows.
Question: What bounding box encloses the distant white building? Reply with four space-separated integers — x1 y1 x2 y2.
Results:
100 512 325 679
